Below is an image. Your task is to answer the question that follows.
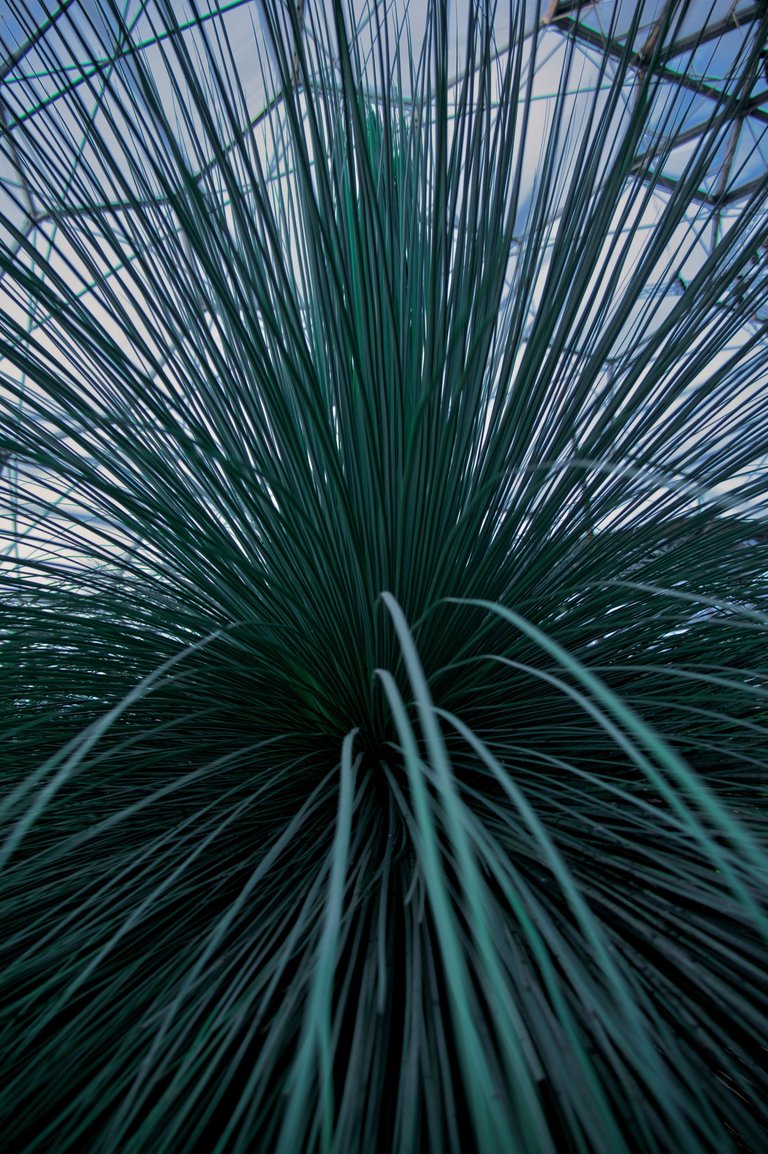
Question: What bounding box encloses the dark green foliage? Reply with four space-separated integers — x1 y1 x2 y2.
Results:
1 1 768 1151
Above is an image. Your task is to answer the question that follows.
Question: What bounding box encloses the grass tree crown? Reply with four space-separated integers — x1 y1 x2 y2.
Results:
1 2 768 1152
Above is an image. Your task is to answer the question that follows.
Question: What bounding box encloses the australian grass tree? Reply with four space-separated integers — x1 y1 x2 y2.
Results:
1 0 768 1151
